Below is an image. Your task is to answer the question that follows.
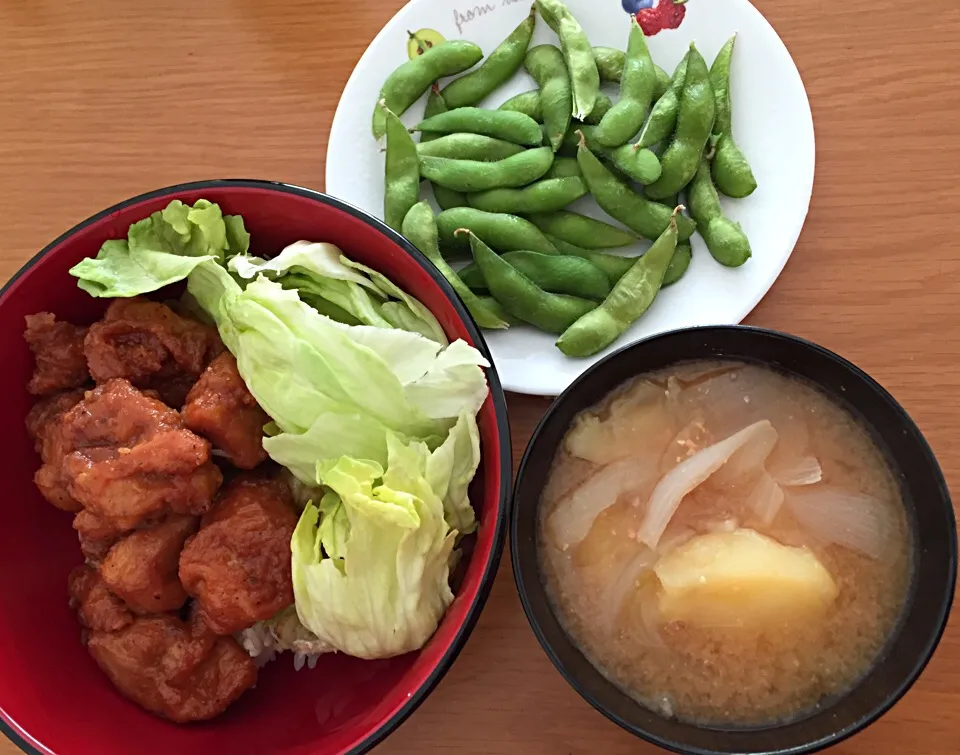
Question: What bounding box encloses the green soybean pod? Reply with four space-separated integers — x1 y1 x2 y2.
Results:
662 241 692 287
596 47 667 92
687 155 751 267
502 251 612 300
417 133 527 161
421 87 464 206
542 156 582 180
576 133 696 241
635 50 691 149
437 207 560 256
467 177 588 214
462 229 597 334
420 84 448 145
415 108 543 146
710 34 758 198
535 0 600 121
401 201 509 329
593 47 624 83
478 295 521 326
527 209 639 249
373 40 484 138
579 92 615 125
459 251 611 300
594 18 656 148
382 104 420 232
645 45 716 200
420 147 555 193
457 263 487 291
433 185 468 210
498 89 543 120
653 64 671 99
607 143 662 185
441 7 537 108
543 234 637 283
525 44 572 152
557 209 680 357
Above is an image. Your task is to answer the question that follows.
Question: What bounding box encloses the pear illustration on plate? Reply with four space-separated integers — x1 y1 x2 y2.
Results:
407 28 446 60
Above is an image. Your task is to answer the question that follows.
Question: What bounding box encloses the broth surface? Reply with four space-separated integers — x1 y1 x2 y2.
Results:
539 361 913 726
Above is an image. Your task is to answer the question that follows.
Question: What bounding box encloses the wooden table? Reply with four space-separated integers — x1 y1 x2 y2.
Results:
1 0 958 752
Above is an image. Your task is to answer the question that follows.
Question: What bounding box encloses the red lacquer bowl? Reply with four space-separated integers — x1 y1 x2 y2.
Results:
0 180 512 755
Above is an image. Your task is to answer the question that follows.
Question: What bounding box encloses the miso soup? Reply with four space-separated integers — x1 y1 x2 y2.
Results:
539 361 913 726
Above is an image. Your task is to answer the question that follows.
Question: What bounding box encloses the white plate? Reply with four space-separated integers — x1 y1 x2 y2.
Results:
326 0 814 397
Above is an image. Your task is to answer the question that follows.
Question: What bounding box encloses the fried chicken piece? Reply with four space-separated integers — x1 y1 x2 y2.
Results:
26 389 86 512
99 515 199 613
59 379 222 532
183 353 268 470
86 615 257 723
24 313 90 396
179 476 297 635
68 565 133 633
73 509 128 564
84 299 224 407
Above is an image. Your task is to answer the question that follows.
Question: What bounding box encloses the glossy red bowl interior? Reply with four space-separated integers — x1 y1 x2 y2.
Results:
0 180 511 755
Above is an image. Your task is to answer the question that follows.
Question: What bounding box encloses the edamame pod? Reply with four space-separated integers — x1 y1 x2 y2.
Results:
543 234 637 283
662 241 692 287
593 46 625 82
382 104 420 232
437 207 560 256
460 251 611 300
687 156 751 267
542 156 582 180
463 229 597 334
593 46 669 94
535 0 600 121
478 295 521 326
557 208 681 357
498 89 544 120
594 18 656 148
433 184 468 210
527 209 638 249
634 50 690 149
417 133 527 161
645 45 716 200
467 177 588 214
415 108 543 146
420 84 448 145
373 40 483 138
577 133 696 241
710 35 758 198
401 202 509 329
441 7 537 108
420 147 554 192
525 44 572 152
607 143 662 185
500 89 611 126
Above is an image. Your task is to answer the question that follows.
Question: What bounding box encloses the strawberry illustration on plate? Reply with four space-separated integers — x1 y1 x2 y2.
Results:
623 0 689 36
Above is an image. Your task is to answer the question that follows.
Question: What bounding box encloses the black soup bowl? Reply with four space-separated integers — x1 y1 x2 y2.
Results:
511 326 957 755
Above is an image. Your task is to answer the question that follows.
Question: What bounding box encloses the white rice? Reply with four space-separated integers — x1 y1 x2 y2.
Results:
237 610 333 670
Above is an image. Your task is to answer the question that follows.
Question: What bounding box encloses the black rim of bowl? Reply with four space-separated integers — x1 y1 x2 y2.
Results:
510 324 957 755
0 179 513 755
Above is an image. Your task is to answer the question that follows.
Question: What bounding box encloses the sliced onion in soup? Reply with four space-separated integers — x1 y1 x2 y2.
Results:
785 487 892 559
602 546 658 638
637 421 777 548
771 455 823 487
746 472 785 526
547 457 660 550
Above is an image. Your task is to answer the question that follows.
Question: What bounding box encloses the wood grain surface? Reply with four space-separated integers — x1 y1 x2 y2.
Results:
1 0 958 752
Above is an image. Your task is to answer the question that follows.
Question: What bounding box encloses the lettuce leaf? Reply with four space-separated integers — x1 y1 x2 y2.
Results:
291 437 455 659
69 199 248 298
426 412 481 535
